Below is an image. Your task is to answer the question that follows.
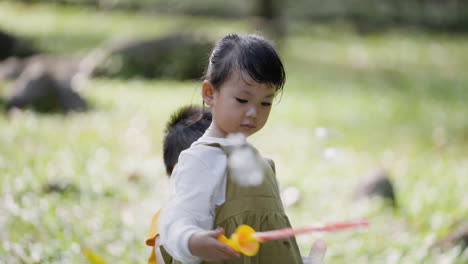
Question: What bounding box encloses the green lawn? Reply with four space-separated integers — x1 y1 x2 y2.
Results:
1 1 467 263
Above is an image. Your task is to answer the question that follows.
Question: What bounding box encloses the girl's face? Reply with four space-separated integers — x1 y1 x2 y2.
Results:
203 71 275 138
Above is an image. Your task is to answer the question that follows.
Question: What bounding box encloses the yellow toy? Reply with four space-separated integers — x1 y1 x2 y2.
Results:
218 219 369 256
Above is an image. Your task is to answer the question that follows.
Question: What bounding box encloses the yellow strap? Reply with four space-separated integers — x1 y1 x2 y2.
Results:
146 210 161 264
148 247 157 264
146 211 161 246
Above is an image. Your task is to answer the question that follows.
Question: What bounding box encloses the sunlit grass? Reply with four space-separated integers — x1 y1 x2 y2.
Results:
1 1 468 263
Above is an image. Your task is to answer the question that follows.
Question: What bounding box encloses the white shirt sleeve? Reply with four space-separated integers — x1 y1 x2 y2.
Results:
159 146 227 264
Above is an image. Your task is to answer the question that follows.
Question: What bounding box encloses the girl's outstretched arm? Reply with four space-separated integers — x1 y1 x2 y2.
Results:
159 147 227 263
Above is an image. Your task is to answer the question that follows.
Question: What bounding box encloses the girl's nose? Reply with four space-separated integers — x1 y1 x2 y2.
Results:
246 106 257 118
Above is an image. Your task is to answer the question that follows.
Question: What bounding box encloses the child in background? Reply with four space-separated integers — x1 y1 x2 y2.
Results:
146 105 212 264
159 33 323 264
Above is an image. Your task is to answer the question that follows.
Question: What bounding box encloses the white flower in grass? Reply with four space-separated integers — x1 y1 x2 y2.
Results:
306 239 327 264
226 133 264 187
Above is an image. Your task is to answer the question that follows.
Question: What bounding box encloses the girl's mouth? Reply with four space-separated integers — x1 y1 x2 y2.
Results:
241 124 256 130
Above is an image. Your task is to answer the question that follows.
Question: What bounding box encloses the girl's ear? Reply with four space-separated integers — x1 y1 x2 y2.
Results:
202 80 215 106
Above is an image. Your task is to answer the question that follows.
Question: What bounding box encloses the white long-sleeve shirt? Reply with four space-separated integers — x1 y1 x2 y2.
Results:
159 136 233 264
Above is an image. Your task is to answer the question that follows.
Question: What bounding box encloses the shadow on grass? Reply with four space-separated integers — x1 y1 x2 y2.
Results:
30 31 111 54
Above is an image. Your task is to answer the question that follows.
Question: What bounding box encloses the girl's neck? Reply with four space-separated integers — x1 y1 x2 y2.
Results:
203 125 226 138
203 123 251 139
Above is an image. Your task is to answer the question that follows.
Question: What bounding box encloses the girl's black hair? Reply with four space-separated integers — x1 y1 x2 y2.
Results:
204 33 285 93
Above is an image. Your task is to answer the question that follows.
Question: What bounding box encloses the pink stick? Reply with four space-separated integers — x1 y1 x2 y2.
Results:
253 219 369 242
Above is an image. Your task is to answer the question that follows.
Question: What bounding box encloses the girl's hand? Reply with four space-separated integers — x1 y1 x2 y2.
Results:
307 239 327 264
189 227 241 261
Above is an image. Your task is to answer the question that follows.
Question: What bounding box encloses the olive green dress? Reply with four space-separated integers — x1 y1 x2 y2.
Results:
161 143 303 264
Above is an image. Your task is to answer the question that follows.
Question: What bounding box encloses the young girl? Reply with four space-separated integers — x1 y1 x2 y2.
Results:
159 33 319 264
147 106 325 264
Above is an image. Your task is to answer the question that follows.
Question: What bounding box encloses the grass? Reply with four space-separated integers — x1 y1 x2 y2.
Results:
0 1 246 54
1 1 468 263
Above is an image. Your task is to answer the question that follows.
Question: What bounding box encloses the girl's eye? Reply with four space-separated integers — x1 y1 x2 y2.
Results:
235 98 248 104
261 102 272 107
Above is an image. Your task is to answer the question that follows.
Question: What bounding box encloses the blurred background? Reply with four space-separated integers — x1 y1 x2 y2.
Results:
1 0 467 263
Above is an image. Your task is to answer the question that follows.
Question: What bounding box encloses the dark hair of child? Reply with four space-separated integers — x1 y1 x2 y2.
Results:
204 33 285 94
163 106 212 176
